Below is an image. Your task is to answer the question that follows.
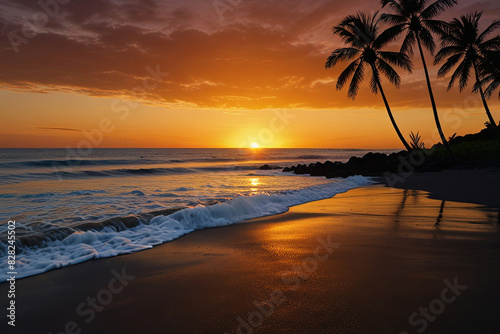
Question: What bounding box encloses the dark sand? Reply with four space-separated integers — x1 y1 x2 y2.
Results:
382 167 500 208
2 184 500 334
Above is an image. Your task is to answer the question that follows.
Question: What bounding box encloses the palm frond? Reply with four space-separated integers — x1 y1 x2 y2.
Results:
337 13 377 47
437 53 463 78
480 36 500 52
447 59 465 90
348 62 365 99
336 59 361 90
379 51 413 72
481 51 500 97
325 48 361 68
418 27 436 54
333 26 363 47
420 0 458 20
380 0 408 16
409 131 425 150
477 19 500 44
379 13 406 25
439 32 464 48
485 79 500 98
400 30 416 55
434 46 462 64
369 66 381 94
375 24 407 49
376 58 402 87
458 57 473 91
422 19 449 35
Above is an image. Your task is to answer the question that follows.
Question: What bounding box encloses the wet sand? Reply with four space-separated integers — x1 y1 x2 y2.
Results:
382 167 500 208
1 185 500 334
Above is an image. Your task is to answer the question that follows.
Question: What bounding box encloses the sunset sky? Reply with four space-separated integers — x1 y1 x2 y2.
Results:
1 0 499 149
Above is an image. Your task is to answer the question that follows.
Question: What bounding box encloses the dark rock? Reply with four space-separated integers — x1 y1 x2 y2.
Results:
281 124 500 179
347 156 361 165
259 164 282 170
294 164 309 174
282 151 405 178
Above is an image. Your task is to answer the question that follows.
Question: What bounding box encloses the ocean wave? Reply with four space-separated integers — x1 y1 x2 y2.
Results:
9 190 108 200
297 155 328 159
0 157 257 169
0 158 159 168
0 153 367 170
0 166 260 185
0 176 373 282
152 193 179 198
172 187 195 192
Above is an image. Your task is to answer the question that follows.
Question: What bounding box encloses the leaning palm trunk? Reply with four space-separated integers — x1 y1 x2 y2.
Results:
372 66 412 151
416 36 452 155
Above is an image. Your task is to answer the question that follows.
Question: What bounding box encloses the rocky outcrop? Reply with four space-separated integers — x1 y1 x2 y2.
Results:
282 152 406 178
259 164 282 170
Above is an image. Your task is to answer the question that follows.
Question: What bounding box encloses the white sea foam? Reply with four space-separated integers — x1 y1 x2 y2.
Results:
0 176 373 282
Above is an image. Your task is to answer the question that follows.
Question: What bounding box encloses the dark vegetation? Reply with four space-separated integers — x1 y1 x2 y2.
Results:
277 124 500 179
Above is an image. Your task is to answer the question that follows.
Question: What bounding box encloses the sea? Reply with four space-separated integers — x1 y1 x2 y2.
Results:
0 148 395 282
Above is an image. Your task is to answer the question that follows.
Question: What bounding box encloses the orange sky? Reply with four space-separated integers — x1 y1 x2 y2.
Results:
0 0 499 149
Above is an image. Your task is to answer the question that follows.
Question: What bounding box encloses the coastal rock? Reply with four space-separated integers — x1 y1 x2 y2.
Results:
282 152 406 178
294 164 309 174
259 164 282 170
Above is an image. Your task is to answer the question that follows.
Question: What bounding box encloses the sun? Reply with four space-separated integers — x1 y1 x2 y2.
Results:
250 142 260 149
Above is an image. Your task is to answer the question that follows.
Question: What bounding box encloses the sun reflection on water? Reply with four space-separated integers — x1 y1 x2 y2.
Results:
249 177 260 193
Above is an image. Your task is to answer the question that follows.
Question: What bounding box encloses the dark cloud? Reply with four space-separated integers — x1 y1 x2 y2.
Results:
37 127 81 132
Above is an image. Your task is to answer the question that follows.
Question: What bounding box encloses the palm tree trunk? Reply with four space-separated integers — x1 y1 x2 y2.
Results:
473 60 498 129
416 36 452 155
375 79 412 151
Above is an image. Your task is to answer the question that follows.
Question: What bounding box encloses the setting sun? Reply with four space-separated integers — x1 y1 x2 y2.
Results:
251 142 260 149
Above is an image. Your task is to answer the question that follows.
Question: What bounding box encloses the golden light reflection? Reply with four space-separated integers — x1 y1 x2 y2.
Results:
254 221 312 265
249 177 260 193
249 177 260 187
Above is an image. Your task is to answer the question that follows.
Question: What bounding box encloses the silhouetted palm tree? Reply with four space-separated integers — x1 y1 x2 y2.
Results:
325 12 413 151
482 51 500 100
435 11 500 129
380 0 457 154
476 50 500 131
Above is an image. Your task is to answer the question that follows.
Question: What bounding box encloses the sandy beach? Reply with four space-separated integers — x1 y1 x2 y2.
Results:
2 180 500 334
382 167 500 208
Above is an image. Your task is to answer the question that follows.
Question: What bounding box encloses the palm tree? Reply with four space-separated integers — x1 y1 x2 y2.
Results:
482 51 500 101
325 12 413 151
380 0 457 155
435 11 500 129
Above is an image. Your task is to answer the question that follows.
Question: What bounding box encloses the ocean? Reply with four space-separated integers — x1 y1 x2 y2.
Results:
0 148 395 281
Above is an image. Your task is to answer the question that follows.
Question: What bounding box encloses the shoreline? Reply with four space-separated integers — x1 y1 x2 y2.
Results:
2 181 500 333
0 176 372 283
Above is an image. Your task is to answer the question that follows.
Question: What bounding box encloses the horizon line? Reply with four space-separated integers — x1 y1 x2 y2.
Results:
0 147 402 150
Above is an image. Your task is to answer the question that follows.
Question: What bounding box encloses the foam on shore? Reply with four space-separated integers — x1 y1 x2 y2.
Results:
0 176 373 282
